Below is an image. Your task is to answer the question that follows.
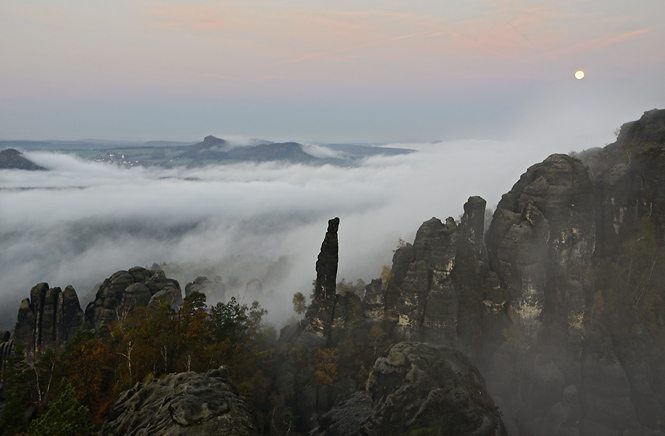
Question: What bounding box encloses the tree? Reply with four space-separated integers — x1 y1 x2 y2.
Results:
27 380 94 436
174 294 209 372
0 341 30 436
208 297 249 343
292 292 307 315
59 330 114 422
313 348 338 386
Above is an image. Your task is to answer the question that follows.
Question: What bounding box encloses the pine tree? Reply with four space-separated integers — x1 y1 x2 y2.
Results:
27 380 94 436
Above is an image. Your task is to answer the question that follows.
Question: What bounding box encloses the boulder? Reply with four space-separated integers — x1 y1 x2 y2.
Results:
85 267 181 329
100 366 259 435
360 342 506 436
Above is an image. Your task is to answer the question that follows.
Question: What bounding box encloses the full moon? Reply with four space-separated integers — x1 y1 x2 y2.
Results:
575 70 585 80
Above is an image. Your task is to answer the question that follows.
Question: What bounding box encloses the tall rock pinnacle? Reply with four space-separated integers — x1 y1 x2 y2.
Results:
305 217 340 337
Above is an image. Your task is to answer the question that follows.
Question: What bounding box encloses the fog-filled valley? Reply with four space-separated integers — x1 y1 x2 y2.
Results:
1 138 559 328
3 109 665 436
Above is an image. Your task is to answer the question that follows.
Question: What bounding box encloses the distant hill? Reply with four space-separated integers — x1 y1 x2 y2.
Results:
0 148 46 170
0 136 415 168
324 143 416 158
174 136 414 166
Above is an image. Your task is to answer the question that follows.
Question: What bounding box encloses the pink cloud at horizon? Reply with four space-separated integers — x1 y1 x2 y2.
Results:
0 0 663 141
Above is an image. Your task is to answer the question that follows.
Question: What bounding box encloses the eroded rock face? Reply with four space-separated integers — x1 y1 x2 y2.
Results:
387 217 459 344
486 153 596 339
364 343 505 436
100 366 259 436
11 283 90 355
365 342 506 435
85 266 181 329
311 343 506 436
305 217 340 338
369 196 505 352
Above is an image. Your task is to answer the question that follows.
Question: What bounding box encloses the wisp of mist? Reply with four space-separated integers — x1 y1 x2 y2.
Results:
0 138 577 328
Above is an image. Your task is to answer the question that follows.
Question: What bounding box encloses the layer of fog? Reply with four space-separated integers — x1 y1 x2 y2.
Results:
0 137 590 329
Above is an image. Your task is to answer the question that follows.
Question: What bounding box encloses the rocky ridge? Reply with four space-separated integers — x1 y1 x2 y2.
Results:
295 109 665 436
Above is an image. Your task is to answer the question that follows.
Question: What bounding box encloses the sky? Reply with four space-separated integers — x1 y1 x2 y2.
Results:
1 0 664 143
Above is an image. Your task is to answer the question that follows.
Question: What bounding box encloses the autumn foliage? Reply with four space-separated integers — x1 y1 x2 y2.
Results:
0 291 273 432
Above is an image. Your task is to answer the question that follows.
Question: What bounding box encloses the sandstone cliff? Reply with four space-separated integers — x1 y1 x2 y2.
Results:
299 109 665 435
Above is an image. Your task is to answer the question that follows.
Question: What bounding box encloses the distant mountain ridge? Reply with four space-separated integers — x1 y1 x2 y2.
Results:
1 135 416 168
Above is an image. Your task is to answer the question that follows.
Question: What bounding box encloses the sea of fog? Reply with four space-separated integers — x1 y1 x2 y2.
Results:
0 138 597 328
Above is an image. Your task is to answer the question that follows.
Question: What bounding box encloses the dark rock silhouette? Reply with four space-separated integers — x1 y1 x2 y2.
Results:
11 284 90 356
85 266 181 330
305 217 340 339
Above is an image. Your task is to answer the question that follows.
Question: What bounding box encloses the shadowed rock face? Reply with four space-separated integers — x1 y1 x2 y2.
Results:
85 266 181 330
486 153 597 340
100 366 259 436
305 217 340 338
12 283 90 355
366 196 506 352
387 217 459 344
312 342 506 436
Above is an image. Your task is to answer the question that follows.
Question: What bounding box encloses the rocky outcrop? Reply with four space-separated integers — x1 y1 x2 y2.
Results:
486 153 596 339
477 110 665 436
305 110 665 436
596 108 665 254
310 391 372 436
305 217 340 338
385 217 459 344
100 366 259 436
0 266 183 374
364 196 506 352
363 342 506 436
312 342 506 436
85 266 181 329
11 283 90 355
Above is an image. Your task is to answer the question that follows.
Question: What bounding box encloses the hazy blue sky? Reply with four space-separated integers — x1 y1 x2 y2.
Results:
1 0 664 142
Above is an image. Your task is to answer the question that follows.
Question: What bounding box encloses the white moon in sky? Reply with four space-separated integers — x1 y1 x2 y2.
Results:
575 70 585 80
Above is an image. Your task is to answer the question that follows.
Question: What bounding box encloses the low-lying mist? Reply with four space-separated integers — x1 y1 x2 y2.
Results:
0 138 581 328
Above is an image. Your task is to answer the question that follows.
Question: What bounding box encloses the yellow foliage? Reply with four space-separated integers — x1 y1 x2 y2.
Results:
314 348 338 386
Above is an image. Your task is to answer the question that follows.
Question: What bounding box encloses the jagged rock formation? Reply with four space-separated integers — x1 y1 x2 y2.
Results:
9 284 90 356
361 196 507 352
312 342 506 436
305 217 340 338
0 148 46 170
0 266 183 373
300 109 665 435
486 153 596 339
85 266 181 330
388 216 460 344
100 366 259 435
